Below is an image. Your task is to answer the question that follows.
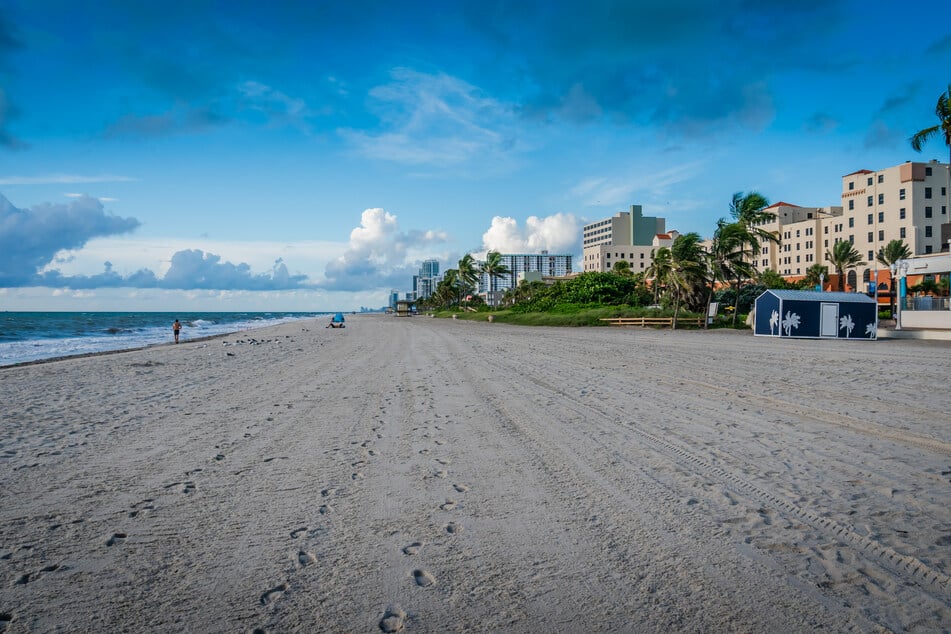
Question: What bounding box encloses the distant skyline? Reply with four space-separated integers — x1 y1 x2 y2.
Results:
1 1 949 310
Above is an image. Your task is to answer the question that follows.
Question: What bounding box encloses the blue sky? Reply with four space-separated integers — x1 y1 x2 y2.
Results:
1 0 949 311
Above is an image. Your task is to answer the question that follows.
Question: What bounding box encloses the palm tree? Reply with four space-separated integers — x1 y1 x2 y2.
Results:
729 191 778 267
707 219 754 326
457 253 479 310
825 240 865 292
666 233 707 329
876 239 911 317
612 260 633 276
876 239 912 268
802 263 828 289
480 251 511 307
911 85 951 254
645 247 672 305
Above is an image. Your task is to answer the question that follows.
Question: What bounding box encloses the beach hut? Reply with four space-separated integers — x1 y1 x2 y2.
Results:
753 290 878 340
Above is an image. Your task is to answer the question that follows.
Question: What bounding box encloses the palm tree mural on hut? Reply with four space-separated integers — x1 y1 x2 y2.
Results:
769 309 780 335
781 311 801 337
865 322 878 338
839 314 855 338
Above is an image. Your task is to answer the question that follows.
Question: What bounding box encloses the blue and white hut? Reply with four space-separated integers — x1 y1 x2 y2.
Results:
753 290 878 340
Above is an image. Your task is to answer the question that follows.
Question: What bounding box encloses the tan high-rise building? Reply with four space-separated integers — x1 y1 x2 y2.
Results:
582 204 669 273
755 160 949 291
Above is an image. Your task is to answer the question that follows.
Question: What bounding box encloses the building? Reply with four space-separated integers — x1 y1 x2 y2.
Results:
753 160 950 292
412 258 440 301
476 251 573 305
582 205 669 272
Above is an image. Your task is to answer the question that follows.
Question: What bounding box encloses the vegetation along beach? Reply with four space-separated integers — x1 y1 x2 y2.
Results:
1 315 949 632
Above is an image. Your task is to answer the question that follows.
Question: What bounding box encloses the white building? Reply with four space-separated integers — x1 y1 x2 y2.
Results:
477 251 573 304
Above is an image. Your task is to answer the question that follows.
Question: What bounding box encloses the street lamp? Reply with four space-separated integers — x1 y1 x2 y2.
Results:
891 261 908 330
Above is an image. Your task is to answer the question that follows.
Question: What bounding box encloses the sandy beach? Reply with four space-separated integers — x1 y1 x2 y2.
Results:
1 314 950 632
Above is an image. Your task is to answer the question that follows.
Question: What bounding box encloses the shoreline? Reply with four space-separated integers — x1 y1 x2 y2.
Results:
0 315 330 369
1 315 948 631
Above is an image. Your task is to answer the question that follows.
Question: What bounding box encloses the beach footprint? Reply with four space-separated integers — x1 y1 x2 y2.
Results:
445 522 462 535
439 499 457 511
452 484 469 493
297 550 317 567
413 569 436 587
402 541 422 555
379 606 406 633
260 582 289 605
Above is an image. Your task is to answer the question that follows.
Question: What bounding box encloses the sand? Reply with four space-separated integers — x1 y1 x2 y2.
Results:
1 314 950 632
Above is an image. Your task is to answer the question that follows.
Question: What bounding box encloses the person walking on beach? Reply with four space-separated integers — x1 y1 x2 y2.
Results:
173 319 181 343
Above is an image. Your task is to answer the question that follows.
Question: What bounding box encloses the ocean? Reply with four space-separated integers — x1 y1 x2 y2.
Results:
0 312 328 367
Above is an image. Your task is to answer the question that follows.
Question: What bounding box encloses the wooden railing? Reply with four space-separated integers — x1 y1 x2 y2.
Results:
599 316 704 328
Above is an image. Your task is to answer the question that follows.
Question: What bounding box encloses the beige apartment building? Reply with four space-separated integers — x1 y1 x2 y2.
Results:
582 204 670 273
756 160 950 291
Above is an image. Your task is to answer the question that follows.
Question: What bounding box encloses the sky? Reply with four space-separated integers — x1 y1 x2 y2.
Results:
1 0 949 311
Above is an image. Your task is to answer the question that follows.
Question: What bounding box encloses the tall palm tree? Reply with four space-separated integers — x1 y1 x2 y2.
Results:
825 240 865 292
645 247 672 305
876 239 911 317
911 85 951 247
707 219 754 327
729 191 778 266
480 251 511 306
666 233 707 329
457 253 479 310
876 239 912 268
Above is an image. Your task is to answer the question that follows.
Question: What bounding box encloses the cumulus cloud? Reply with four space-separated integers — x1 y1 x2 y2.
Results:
322 207 448 291
481 213 580 254
0 194 140 286
0 194 310 290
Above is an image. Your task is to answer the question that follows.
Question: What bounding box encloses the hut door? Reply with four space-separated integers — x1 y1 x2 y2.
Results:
820 303 838 337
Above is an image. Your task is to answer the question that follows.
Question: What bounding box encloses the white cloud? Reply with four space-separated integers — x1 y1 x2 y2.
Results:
340 68 527 168
0 174 137 185
481 213 581 254
323 207 449 291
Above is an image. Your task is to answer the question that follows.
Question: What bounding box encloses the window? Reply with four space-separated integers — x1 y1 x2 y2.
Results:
867 177 873 186
878 211 884 222
867 214 874 224
867 196 873 207
943 187 948 196
925 187 932 199
848 218 854 228
926 245 934 254
848 199 854 210
849 235 854 244
796 229 800 237
878 230 884 241
868 251 874 261
878 193 884 204
925 226 933 238
824 226 829 234
899 208 906 219
926 166 933 176
796 256 800 263
877 174 884 183
867 232 874 242
899 189 906 200
900 227 906 239
848 181 855 191
925 206 933 218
